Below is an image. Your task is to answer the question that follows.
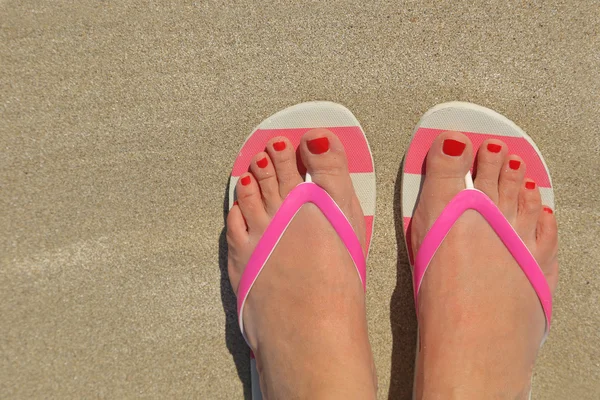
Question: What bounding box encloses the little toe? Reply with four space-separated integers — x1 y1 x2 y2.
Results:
474 139 507 203
516 179 542 243
226 202 249 244
249 152 281 215
266 137 303 198
498 155 526 221
236 173 270 232
536 206 559 291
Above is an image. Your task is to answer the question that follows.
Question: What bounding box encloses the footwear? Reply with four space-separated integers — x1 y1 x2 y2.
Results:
228 101 376 399
401 102 556 398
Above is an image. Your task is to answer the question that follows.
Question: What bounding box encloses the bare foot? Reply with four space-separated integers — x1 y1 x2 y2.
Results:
227 129 377 399
411 131 559 399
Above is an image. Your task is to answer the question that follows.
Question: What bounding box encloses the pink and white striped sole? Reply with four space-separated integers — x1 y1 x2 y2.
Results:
228 102 376 400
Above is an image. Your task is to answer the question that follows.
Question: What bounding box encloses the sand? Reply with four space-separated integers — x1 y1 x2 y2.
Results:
1 1 599 398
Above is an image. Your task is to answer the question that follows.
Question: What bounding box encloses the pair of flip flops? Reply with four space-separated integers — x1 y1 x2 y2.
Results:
229 102 554 399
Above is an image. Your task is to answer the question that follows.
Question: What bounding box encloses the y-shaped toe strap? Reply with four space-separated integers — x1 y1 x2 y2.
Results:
236 182 366 340
413 188 553 339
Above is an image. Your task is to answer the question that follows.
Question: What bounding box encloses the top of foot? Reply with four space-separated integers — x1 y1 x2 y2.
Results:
410 131 558 399
227 129 377 399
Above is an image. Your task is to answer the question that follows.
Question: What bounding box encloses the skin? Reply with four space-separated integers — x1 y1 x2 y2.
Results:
227 129 558 400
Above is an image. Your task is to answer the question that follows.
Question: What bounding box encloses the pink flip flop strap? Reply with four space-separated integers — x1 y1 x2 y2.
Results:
236 182 366 337
413 188 552 335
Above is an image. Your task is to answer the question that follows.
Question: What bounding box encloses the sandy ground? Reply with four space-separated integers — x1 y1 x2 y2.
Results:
1 1 599 399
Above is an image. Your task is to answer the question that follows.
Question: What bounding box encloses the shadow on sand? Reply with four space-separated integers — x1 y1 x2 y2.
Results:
218 181 252 399
387 161 418 400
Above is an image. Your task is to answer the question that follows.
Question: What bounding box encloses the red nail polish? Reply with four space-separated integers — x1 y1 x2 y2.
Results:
543 207 553 214
233 201 238 206
257 157 268 168
241 176 251 186
307 137 330 154
509 160 521 170
487 143 502 153
525 181 536 189
442 139 466 156
273 141 286 151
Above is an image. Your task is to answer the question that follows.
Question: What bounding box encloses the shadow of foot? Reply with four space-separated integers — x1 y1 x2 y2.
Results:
218 182 252 399
387 161 418 400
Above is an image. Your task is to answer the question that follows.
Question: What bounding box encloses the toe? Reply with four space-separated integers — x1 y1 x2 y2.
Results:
425 131 473 181
299 128 366 247
226 202 249 292
236 173 270 232
299 129 354 209
410 131 473 253
226 202 249 243
421 131 473 205
266 137 303 198
535 206 559 291
249 152 281 215
474 139 507 203
516 179 542 243
498 155 526 221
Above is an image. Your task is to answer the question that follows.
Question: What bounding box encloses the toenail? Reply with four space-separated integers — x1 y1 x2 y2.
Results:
273 141 286 151
241 176 251 186
543 207 553 214
525 181 536 189
257 157 268 168
509 160 521 170
442 139 466 156
487 143 502 153
307 137 330 154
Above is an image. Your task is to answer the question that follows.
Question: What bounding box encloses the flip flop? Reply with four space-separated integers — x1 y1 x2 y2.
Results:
229 101 376 400
401 102 555 398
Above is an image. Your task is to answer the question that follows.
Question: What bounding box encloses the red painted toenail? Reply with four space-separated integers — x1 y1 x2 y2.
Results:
509 160 521 170
525 181 536 189
273 141 286 151
543 207 553 214
241 176 251 186
487 143 502 153
307 137 330 154
442 139 466 156
257 157 268 168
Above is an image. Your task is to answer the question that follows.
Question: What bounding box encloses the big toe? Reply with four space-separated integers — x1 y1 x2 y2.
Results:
300 129 353 205
409 131 473 257
420 131 474 214
299 129 366 244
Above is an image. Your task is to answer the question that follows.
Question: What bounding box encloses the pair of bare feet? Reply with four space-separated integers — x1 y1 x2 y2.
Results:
227 129 558 399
